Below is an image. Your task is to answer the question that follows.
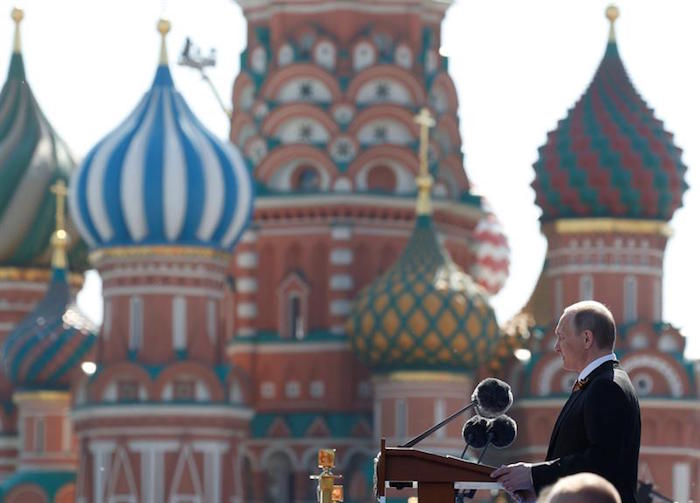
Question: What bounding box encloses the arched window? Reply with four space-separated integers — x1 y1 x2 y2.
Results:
207 299 217 344
579 275 593 301
103 299 112 339
653 278 662 321
292 165 321 192
554 278 563 316
367 165 396 192
242 456 255 502
288 294 304 340
395 399 407 439
265 452 294 503
172 296 187 351
434 399 446 439
344 453 373 502
624 276 638 322
129 296 143 351
277 273 310 339
35 417 45 453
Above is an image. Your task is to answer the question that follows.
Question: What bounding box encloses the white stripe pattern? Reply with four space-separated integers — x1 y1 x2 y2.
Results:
70 65 253 252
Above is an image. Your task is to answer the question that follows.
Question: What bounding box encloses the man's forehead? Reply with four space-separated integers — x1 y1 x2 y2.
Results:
556 312 574 332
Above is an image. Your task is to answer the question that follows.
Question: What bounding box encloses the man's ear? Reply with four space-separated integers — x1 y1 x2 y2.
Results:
583 330 595 349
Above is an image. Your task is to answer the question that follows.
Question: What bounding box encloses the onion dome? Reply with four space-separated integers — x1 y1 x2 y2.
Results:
470 202 510 295
532 5 687 222
2 182 96 390
347 215 500 372
347 109 500 372
70 19 254 251
0 8 87 269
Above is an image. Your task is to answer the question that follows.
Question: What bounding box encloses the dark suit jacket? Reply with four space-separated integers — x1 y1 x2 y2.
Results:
531 360 641 503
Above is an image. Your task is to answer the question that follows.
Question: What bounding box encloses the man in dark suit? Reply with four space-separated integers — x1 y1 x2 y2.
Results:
491 301 641 503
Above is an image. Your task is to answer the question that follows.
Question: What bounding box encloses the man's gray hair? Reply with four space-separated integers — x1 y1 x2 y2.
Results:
564 301 616 350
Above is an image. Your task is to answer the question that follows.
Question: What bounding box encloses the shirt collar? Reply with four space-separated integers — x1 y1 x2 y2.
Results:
578 353 617 381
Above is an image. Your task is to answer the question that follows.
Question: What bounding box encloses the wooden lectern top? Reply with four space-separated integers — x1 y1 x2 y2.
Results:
375 438 497 502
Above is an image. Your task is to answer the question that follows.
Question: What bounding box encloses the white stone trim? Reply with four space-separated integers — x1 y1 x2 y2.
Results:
547 247 664 259
99 265 224 282
330 299 351 315
258 226 329 237
546 265 663 277
641 447 700 458
236 302 258 318
330 249 353 265
235 328 256 338
128 440 180 452
673 462 691 502
236 278 258 293
330 274 353 291
331 226 352 240
330 325 346 335
0 281 46 292
72 405 254 421
537 358 567 396
76 426 248 438
228 341 350 353
0 436 18 448
235 252 258 269
104 285 224 299
240 2 445 23
621 354 685 397
240 230 258 243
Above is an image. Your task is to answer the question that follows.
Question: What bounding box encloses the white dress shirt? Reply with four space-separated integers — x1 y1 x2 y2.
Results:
578 353 617 381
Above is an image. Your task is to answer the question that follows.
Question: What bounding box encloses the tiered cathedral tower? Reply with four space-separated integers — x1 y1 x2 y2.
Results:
507 8 697 502
0 8 87 483
227 1 508 500
69 20 254 503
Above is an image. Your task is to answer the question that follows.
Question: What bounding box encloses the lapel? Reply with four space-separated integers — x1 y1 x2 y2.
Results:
545 360 617 460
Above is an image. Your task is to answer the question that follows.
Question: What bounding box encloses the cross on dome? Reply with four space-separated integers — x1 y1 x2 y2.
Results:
414 107 435 216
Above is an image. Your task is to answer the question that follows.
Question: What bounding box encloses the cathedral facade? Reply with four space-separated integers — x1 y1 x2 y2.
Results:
0 1 696 502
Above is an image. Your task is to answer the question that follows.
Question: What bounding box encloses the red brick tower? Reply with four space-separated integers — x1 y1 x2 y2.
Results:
228 1 506 500
68 19 255 503
506 7 697 501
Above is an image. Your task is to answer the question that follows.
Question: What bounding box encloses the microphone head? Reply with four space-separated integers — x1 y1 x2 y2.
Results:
471 378 513 418
488 415 517 448
462 415 489 449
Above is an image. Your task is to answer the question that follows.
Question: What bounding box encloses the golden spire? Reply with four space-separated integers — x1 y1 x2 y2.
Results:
50 180 69 270
414 107 436 216
157 17 171 65
606 5 619 42
11 7 23 53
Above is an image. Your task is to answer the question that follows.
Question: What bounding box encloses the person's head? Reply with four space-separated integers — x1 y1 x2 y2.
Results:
539 472 621 503
554 301 616 372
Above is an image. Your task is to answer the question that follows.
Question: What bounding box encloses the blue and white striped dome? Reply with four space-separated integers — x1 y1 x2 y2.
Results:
70 61 254 251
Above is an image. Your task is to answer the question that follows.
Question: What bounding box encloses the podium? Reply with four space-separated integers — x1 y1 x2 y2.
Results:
375 439 502 502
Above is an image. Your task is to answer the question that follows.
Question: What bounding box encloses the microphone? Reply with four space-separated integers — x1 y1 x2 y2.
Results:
463 415 518 500
459 415 489 458
489 414 517 448
472 378 513 418
400 378 513 448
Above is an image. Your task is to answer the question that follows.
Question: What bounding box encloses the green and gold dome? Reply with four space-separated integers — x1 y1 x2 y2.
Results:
348 215 500 371
0 8 87 270
348 109 501 373
347 215 500 372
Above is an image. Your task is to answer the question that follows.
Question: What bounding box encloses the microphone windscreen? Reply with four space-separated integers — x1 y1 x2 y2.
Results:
489 415 517 448
471 378 513 418
461 415 489 449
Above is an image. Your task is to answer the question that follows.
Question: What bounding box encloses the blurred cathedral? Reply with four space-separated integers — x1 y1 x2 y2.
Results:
0 1 696 502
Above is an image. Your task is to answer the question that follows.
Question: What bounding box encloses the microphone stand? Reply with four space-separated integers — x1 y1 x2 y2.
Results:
399 402 474 448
